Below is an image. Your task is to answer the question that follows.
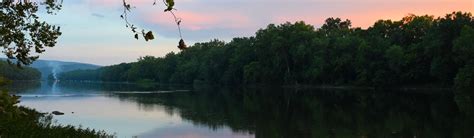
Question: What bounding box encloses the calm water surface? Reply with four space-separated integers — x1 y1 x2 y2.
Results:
9 81 474 138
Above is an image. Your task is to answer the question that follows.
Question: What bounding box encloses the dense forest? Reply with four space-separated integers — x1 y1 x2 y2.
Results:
59 12 474 90
0 61 41 80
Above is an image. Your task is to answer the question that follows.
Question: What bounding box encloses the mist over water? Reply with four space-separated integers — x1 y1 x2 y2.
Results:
48 62 61 80
27 60 100 80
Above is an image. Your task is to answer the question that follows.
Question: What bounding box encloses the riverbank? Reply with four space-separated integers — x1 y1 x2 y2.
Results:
0 105 111 137
0 80 111 137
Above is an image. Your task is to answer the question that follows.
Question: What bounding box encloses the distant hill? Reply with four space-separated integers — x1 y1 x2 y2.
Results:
0 58 101 80
0 60 41 80
28 60 101 80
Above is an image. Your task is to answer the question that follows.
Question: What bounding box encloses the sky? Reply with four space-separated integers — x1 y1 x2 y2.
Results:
34 0 473 65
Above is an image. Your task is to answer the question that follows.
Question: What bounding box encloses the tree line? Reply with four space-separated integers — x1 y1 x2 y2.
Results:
0 61 40 80
59 12 474 90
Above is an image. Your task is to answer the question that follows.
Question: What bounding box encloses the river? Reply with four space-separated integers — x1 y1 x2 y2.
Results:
8 81 474 137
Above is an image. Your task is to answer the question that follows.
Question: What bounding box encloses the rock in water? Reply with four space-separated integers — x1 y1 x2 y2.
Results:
52 111 64 115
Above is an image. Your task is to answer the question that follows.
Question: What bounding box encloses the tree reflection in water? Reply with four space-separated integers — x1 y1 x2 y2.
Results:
111 86 474 138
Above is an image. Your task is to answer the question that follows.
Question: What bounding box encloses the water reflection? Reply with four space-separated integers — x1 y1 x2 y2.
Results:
11 82 474 138
14 82 251 137
112 87 474 138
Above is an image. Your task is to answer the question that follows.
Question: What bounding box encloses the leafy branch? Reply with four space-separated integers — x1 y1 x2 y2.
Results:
0 0 63 66
120 0 154 41
121 0 187 50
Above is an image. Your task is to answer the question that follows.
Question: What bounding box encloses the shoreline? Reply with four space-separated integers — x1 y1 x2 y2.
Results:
22 80 454 91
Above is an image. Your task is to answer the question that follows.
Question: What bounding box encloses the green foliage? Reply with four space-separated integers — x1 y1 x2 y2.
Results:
453 26 474 65
454 63 474 93
427 12 474 85
54 69 100 81
243 62 263 84
0 1 62 66
127 56 160 81
60 12 474 88
0 61 41 80
453 26 474 93
0 106 111 137
0 76 11 86
0 90 22 117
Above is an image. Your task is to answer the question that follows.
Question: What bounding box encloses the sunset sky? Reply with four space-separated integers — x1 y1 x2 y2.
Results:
36 0 473 65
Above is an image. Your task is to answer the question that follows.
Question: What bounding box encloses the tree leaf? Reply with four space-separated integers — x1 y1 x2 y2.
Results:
164 0 175 12
144 31 154 41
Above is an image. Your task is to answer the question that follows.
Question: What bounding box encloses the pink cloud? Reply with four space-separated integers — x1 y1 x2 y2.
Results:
272 0 473 28
142 10 252 31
